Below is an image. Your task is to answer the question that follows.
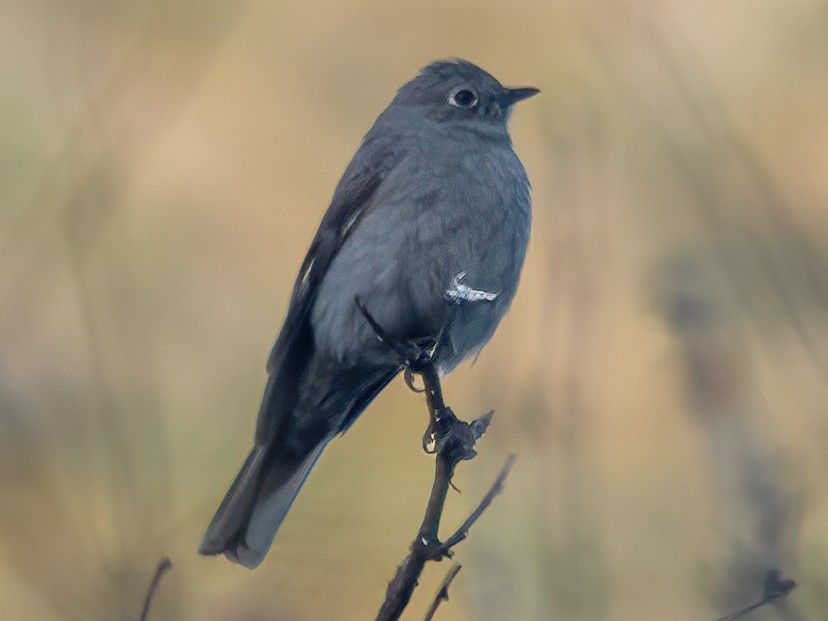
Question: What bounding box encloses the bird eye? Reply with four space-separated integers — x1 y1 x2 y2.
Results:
449 88 478 109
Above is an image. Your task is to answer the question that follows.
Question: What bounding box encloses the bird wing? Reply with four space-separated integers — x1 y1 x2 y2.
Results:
254 136 403 443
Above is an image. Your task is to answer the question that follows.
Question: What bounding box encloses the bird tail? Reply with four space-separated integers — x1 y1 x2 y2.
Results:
198 441 327 569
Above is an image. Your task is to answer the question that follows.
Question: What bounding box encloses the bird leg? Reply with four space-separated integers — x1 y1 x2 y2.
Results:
419 362 492 457
403 368 425 393
354 297 459 453
361 303 507 621
354 297 438 370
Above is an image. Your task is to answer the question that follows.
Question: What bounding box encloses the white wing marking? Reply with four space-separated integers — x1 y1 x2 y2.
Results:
299 257 316 291
445 271 499 304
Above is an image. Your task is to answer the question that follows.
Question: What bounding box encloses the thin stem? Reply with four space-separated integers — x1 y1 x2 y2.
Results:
716 601 765 621
374 367 512 621
715 569 796 621
423 564 462 621
356 310 513 621
136 557 172 621
419 454 456 544
442 455 516 550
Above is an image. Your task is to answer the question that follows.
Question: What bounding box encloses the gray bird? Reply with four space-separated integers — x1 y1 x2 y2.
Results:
199 59 537 568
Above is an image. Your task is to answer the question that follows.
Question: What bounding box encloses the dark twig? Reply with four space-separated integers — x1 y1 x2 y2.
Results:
358 302 515 621
136 557 172 621
374 371 513 620
375 446 514 621
423 564 462 621
715 569 796 621
442 455 515 550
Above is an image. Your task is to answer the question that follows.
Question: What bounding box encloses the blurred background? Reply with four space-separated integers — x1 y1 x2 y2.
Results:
2 0 827 619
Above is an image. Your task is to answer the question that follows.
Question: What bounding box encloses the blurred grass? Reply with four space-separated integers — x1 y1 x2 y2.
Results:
2 0 828 619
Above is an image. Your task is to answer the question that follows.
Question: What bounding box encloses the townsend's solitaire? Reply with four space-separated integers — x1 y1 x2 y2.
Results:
199 59 538 568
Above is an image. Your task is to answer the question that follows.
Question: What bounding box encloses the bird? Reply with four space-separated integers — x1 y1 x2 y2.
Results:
199 58 538 569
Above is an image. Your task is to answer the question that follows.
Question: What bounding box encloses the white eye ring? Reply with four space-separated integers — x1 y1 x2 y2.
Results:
448 87 478 109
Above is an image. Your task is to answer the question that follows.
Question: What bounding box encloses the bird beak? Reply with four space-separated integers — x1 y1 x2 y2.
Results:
501 87 540 106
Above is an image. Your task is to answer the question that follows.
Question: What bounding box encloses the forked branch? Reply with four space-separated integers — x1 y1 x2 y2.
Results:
356 301 516 621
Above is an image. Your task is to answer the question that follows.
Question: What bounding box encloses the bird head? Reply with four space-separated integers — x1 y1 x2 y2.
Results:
391 59 539 125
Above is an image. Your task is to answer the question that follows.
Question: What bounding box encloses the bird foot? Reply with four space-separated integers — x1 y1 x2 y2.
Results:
404 368 426 393
422 408 492 458
354 296 440 371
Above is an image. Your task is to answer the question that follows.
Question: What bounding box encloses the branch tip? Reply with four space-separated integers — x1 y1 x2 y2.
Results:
423 564 462 621
715 568 797 621
136 556 172 621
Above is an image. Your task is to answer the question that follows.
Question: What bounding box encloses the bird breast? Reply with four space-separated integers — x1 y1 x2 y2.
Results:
310 139 530 368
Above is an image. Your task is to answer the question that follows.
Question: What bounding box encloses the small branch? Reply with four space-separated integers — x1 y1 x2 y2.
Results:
358 304 515 621
375 411 510 621
136 557 172 621
423 564 462 621
375 383 513 620
442 455 515 550
715 569 796 621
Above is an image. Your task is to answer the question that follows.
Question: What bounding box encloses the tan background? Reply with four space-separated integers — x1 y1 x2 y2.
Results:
2 0 828 619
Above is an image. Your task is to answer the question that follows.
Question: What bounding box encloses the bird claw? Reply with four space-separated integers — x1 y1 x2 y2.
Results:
404 368 426 393
422 421 438 453
420 407 483 461
354 296 440 370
